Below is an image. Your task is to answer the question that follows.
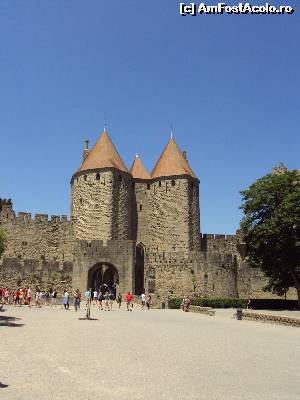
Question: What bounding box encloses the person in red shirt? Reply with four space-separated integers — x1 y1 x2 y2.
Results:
125 292 133 311
15 289 20 306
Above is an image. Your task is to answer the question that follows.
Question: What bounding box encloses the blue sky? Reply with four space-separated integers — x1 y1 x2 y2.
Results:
0 0 299 234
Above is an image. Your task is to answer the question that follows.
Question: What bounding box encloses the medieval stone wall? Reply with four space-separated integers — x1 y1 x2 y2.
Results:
0 257 73 294
71 169 133 242
144 233 297 305
145 249 238 302
0 204 73 266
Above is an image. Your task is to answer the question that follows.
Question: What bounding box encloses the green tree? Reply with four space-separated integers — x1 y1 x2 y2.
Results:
240 170 300 308
0 198 12 211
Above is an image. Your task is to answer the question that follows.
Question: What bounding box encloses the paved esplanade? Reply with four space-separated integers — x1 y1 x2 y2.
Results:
1 306 299 400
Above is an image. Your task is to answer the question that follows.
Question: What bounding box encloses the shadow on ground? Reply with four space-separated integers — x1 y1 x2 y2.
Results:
0 314 23 327
0 382 9 388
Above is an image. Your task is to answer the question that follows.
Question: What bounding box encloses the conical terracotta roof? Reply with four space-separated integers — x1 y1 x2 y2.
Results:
130 155 151 179
78 130 128 173
151 138 197 179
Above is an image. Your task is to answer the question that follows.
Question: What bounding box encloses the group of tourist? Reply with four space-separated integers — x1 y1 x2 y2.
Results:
0 287 33 306
0 287 58 307
0 285 152 312
83 288 152 312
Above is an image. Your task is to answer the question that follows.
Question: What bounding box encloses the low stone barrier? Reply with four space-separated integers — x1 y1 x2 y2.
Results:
188 305 215 316
242 311 300 327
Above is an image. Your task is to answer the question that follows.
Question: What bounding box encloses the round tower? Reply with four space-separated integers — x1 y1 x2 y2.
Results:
150 136 200 253
129 154 151 247
71 130 133 241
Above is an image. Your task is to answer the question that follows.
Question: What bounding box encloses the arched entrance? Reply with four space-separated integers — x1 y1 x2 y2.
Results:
88 263 119 294
135 244 145 295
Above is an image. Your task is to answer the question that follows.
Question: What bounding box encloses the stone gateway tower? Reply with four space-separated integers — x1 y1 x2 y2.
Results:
1 129 296 304
71 130 202 296
71 130 136 294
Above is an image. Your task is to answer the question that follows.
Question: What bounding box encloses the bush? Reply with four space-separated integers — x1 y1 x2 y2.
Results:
168 297 247 309
168 298 182 309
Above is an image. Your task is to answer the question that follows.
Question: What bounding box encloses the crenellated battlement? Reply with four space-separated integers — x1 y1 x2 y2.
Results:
0 203 73 267
1 204 70 225
200 233 238 241
200 232 239 254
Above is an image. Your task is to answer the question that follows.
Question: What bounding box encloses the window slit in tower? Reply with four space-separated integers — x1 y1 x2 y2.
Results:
96 173 100 180
139 204 142 211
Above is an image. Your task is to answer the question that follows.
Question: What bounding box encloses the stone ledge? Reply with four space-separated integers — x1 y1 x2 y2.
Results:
189 305 215 316
242 311 300 327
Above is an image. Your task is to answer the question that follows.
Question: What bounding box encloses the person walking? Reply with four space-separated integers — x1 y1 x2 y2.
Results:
15 289 20 306
146 294 151 310
93 289 98 305
117 293 122 309
108 291 114 311
98 291 104 310
19 289 24 306
141 292 146 310
27 287 31 307
62 290 69 310
74 289 81 312
181 296 186 312
104 292 109 311
125 291 133 311
51 289 57 307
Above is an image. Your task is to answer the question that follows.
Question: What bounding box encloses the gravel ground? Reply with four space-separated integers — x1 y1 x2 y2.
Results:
0 304 299 400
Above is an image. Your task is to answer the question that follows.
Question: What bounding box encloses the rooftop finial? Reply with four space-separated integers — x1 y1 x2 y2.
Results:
170 125 173 139
104 117 107 132
135 153 139 158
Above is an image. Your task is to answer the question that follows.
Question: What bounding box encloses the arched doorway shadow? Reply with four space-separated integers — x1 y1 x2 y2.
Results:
135 243 145 295
88 263 119 294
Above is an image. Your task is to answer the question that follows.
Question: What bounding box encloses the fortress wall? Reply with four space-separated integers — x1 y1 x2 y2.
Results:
71 170 133 241
0 204 73 266
145 250 238 301
237 261 297 300
0 257 73 294
145 247 297 303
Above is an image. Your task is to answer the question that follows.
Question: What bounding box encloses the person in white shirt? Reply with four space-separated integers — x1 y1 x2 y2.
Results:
27 288 31 307
62 290 69 310
93 290 98 305
141 292 146 310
